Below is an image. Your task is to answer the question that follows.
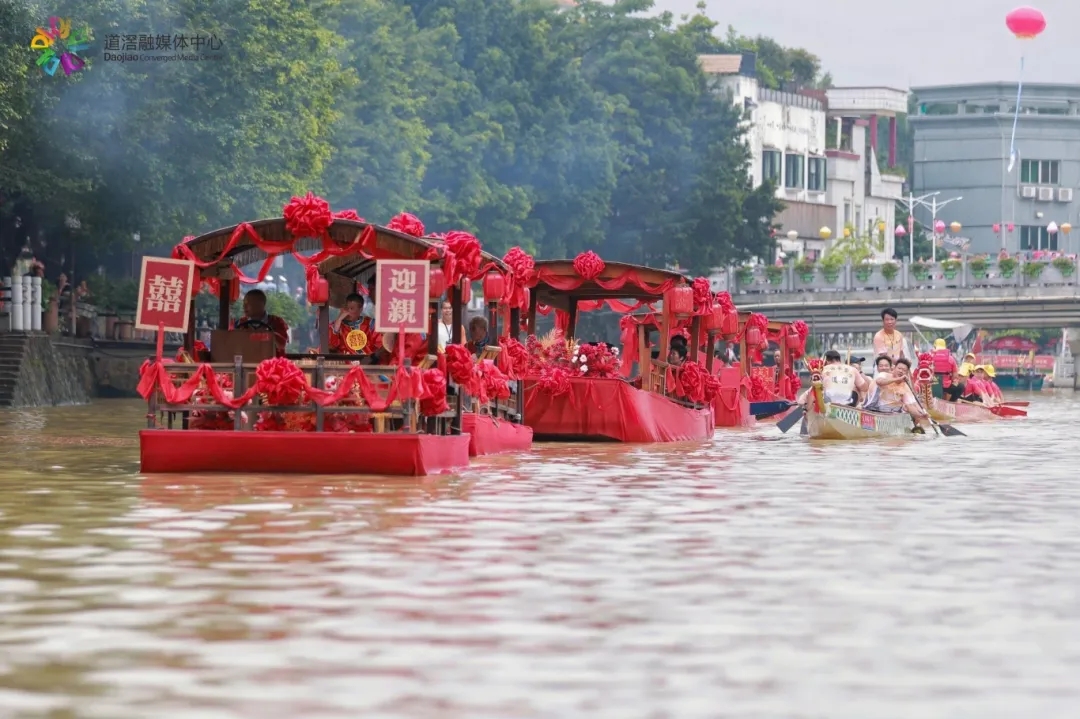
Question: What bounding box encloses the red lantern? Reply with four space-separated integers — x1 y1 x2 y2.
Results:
720 309 738 337
703 305 724 332
306 275 329 304
429 267 446 299
664 286 694 315
1006 7 1046 39
745 325 762 348
461 281 472 304
482 271 505 303
786 324 806 359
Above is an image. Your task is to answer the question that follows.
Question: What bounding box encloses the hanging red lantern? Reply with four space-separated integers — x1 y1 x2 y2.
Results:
1005 7 1046 39
461 281 472 304
306 275 329 305
664 286 694 315
745 325 762 348
786 324 806 359
703 305 725 332
482 271 505 303
429 267 446 299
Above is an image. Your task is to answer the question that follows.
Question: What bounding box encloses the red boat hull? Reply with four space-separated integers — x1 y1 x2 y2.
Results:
713 367 754 428
140 430 471 476
461 414 534 456
522 377 714 442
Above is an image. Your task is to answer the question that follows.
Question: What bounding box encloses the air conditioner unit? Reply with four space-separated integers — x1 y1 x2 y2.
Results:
1058 187 1074 202
1021 185 1037 198
1037 186 1054 201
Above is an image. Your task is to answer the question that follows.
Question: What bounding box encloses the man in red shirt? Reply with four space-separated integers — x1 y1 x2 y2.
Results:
329 293 382 359
235 289 289 356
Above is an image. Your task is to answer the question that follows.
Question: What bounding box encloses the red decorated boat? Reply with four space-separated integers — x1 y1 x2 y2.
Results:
138 197 530 476
517 256 715 442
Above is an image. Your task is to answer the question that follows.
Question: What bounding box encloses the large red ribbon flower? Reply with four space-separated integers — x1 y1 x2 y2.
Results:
573 250 605 281
283 192 333 239
333 209 364 222
387 212 425 237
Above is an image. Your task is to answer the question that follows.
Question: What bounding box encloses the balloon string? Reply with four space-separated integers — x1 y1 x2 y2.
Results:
1008 55 1024 172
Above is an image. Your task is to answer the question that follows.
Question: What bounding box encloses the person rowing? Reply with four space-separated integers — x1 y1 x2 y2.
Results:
798 350 868 408
863 354 930 429
961 366 1002 406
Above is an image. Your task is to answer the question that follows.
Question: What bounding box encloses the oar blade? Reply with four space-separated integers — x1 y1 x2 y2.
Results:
936 422 966 437
776 406 805 434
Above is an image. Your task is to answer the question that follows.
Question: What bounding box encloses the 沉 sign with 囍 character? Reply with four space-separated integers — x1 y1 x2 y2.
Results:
374 260 429 334
135 256 196 333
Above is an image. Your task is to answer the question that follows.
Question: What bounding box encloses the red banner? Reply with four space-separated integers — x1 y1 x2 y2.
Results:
374 259 429 334
135 257 196 333
976 353 1053 370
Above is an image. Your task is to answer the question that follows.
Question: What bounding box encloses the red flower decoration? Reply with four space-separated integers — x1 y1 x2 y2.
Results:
573 250 605 281
283 192 333 239
749 375 771 402
503 246 535 282
714 291 736 313
444 343 479 388
498 337 530 380
691 277 712 311
333 209 364 222
677 361 708 403
419 369 449 416
791 319 809 339
537 366 571 397
479 359 512 400
444 231 482 280
254 357 308 406
575 342 619 378
387 212 425 237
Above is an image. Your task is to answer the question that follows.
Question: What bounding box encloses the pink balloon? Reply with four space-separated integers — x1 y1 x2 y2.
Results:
1006 7 1046 39
933 220 946 233
993 223 1001 233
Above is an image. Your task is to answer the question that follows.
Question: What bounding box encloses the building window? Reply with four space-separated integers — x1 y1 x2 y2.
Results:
762 149 782 184
1019 225 1058 251
1020 159 1060 185
807 156 826 191
784 153 804 189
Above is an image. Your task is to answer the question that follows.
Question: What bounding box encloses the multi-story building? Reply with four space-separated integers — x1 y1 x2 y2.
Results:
823 87 907 261
701 54 906 262
911 82 1080 254
700 53 831 259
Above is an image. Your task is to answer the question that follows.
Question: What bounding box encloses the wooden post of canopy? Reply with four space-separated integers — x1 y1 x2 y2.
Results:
638 323 650 389
689 315 701 362
318 304 330 354
488 298 498 341
218 280 231 330
705 330 716 373
526 290 538 335
658 304 671 394
427 300 439 356
566 298 578 339
509 308 521 340
450 283 463 435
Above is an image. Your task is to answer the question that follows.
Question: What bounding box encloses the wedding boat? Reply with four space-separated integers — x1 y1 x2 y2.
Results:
138 196 526 475
519 255 715 442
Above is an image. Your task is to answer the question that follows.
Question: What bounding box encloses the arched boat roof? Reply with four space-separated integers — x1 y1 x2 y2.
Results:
179 217 440 272
532 259 688 311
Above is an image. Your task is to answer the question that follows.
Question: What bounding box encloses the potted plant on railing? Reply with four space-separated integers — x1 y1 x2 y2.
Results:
795 256 815 283
911 261 931 281
764 265 784 284
820 253 844 284
997 256 1018 278
113 279 139 339
1023 260 1047 281
1052 256 1076 277
735 265 754 285
86 275 118 337
969 256 988 279
940 258 961 280
853 261 874 282
881 261 899 283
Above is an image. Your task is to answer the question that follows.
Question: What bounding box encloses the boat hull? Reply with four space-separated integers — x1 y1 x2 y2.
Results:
523 377 714 442
929 398 996 423
806 402 918 440
461 413 534 456
139 429 471 476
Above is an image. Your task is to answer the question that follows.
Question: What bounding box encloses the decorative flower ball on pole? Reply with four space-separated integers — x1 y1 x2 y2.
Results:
842 227 851 238
950 221 962 233
993 223 1002 233
786 230 798 241
1047 221 1058 234
1006 6 1046 38
819 227 832 240
894 225 907 237
1061 223 1072 234
933 220 946 234
877 221 886 234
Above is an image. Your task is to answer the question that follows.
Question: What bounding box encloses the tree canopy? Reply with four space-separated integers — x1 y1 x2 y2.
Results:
0 0 822 278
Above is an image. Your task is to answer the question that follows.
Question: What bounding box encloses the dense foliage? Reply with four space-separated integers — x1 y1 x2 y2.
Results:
0 0 827 277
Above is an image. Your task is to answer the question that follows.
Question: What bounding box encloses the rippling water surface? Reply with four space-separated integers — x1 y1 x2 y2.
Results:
1 394 1079 718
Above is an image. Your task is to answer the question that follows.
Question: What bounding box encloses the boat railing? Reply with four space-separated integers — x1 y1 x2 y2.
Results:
147 355 456 434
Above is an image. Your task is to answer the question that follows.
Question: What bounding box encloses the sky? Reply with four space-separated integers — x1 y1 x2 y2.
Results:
653 0 1073 89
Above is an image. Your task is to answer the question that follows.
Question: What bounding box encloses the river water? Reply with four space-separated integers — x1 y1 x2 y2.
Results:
1 394 1079 718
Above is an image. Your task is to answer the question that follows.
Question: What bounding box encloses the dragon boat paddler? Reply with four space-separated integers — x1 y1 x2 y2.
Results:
798 350 869 408
329 292 382 360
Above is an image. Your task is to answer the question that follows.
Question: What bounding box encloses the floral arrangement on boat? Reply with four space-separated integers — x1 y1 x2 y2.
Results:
523 328 619 379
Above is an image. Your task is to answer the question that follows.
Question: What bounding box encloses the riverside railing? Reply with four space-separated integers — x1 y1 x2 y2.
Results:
713 258 1079 295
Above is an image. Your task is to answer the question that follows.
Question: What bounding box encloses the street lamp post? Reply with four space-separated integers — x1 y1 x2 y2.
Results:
927 195 963 262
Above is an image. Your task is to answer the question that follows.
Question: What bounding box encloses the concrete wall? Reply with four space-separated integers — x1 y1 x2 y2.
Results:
912 113 1080 255
11 337 95 407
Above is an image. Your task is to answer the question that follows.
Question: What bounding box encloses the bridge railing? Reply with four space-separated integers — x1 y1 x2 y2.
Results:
713 258 1079 295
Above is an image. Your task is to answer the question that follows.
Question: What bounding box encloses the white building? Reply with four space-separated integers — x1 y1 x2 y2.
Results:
701 53 831 259
824 87 908 261
701 55 909 263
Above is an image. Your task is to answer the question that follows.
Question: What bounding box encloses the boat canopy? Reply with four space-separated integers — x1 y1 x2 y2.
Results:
529 259 688 312
908 315 974 344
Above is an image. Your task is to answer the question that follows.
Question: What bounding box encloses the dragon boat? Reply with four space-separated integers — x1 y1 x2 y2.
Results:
911 352 999 423
803 359 924 440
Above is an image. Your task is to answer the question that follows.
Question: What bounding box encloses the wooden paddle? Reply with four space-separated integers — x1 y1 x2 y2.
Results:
776 405 805 433
1003 401 1029 407
906 377 965 437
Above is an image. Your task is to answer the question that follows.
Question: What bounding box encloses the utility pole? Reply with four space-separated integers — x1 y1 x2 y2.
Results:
897 191 940 264
928 195 963 262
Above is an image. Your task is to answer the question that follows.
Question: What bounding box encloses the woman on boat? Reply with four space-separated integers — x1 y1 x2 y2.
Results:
436 301 466 352
958 352 977 377
962 366 1002 406
982 365 1005 404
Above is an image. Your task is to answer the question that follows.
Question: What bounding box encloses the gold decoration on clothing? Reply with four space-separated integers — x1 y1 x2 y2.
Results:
345 329 368 351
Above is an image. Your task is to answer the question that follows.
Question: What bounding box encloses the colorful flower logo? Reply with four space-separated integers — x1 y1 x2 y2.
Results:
30 17 92 76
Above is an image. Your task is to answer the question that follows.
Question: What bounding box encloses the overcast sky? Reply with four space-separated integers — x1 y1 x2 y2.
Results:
654 0 1071 89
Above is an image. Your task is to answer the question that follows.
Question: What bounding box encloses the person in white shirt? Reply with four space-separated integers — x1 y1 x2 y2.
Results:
864 355 929 428
872 307 912 362
436 300 466 351
799 350 868 407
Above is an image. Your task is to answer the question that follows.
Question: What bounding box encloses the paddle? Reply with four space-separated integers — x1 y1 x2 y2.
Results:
907 377 965 437
1004 401 1029 407
776 405 805 433
990 404 1027 418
